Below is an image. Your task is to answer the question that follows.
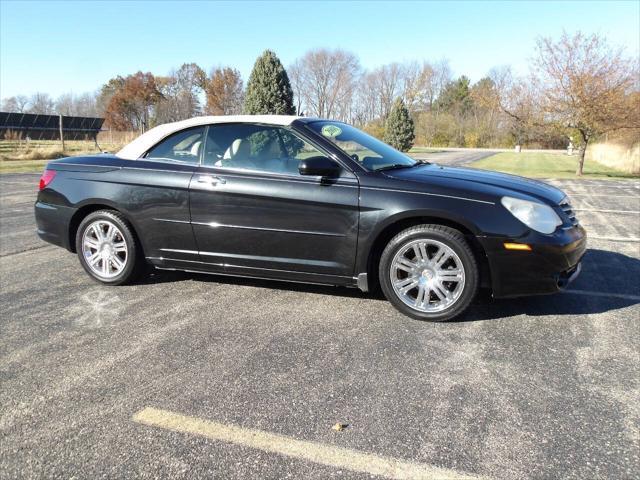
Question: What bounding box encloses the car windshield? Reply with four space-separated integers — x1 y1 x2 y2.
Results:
307 121 418 172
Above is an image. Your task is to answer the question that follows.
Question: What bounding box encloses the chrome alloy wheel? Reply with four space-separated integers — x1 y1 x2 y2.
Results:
390 239 466 313
81 220 128 279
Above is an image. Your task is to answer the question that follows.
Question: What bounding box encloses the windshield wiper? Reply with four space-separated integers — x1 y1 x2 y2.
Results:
376 162 420 172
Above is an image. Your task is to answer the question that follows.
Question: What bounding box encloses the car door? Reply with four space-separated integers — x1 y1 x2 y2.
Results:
189 123 359 280
121 126 204 264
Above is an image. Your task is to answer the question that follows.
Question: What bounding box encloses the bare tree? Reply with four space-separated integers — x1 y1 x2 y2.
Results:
533 31 640 175
55 93 75 116
75 92 99 117
401 61 433 113
288 61 305 115
174 62 206 116
352 73 379 125
290 48 360 120
28 92 55 114
17 95 30 112
429 59 453 113
373 63 402 119
54 92 99 117
155 63 206 123
205 67 244 115
490 66 541 146
356 60 451 123
1 97 18 112
353 59 452 142
355 65 398 122
154 75 183 123
2 95 29 113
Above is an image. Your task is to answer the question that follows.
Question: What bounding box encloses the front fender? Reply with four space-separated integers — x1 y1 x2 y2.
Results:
354 185 526 275
372 207 483 238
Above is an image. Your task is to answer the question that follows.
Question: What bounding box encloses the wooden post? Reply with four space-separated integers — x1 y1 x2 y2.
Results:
59 114 65 152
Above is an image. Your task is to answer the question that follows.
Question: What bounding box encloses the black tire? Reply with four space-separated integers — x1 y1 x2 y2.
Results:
75 210 143 285
379 224 478 322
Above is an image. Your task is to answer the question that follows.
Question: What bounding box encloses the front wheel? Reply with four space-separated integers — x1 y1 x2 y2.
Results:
379 225 479 322
75 210 142 285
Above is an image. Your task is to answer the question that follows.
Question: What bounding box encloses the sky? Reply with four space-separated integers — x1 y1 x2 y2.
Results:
1 0 639 99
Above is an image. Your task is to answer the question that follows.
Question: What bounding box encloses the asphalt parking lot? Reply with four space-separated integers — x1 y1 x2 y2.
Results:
1 170 638 479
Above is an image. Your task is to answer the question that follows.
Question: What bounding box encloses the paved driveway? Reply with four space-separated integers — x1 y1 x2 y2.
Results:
1 173 638 479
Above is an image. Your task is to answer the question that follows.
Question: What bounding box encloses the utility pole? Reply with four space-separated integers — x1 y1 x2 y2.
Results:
59 114 65 152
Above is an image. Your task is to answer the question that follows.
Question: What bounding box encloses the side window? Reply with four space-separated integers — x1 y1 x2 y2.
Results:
145 126 205 164
203 124 332 176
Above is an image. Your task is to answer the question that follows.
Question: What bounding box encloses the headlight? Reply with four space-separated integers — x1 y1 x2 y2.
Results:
501 196 562 234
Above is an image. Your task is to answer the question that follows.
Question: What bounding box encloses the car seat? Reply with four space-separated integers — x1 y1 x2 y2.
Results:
222 139 255 169
190 141 202 158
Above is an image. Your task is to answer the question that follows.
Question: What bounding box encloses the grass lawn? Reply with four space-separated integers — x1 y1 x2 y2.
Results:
471 152 638 180
409 147 445 154
0 139 126 174
0 159 51 174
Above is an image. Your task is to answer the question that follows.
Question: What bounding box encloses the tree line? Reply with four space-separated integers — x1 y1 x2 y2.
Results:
3 31 638 174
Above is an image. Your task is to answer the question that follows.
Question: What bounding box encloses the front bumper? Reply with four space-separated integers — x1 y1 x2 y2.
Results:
557 261 581 289
480 225 587 298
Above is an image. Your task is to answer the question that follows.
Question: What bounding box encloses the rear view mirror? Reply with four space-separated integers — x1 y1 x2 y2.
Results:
298 156 340 177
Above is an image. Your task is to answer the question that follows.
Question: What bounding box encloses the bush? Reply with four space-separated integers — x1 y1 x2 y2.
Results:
464 132 480 148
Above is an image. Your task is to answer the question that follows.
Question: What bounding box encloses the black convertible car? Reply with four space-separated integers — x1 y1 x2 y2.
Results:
35 115 586 321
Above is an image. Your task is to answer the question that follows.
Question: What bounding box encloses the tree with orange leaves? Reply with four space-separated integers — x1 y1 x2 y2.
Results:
205 67 243 115
104 72 162 132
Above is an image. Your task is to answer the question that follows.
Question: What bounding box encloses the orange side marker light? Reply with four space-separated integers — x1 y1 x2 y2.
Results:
504 242 532 251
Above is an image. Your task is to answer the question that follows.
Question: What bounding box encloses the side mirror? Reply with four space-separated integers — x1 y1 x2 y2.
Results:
298 156 340 177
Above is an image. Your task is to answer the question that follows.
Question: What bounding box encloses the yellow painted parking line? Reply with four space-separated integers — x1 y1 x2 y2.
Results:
133 407 486 480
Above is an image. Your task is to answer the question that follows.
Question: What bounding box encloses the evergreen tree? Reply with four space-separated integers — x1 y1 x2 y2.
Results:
384 98 415 152
244 50 295 115
435 76 473 114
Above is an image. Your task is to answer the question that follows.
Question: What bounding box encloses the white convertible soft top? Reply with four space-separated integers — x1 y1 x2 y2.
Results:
116 115 301 160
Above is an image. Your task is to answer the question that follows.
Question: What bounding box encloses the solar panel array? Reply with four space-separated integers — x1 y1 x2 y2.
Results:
0 112 105 141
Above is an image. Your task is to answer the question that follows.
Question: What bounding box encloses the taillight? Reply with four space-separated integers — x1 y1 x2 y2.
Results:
39 169 57 191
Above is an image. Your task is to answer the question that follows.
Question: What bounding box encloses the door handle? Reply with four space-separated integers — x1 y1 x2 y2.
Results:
196 175 226 186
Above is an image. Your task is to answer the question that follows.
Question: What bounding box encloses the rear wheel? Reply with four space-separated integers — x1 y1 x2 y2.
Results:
75 210 142 285
379 224 478 322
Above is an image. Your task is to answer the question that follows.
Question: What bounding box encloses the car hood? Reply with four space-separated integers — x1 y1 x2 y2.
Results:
383 163 566 204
